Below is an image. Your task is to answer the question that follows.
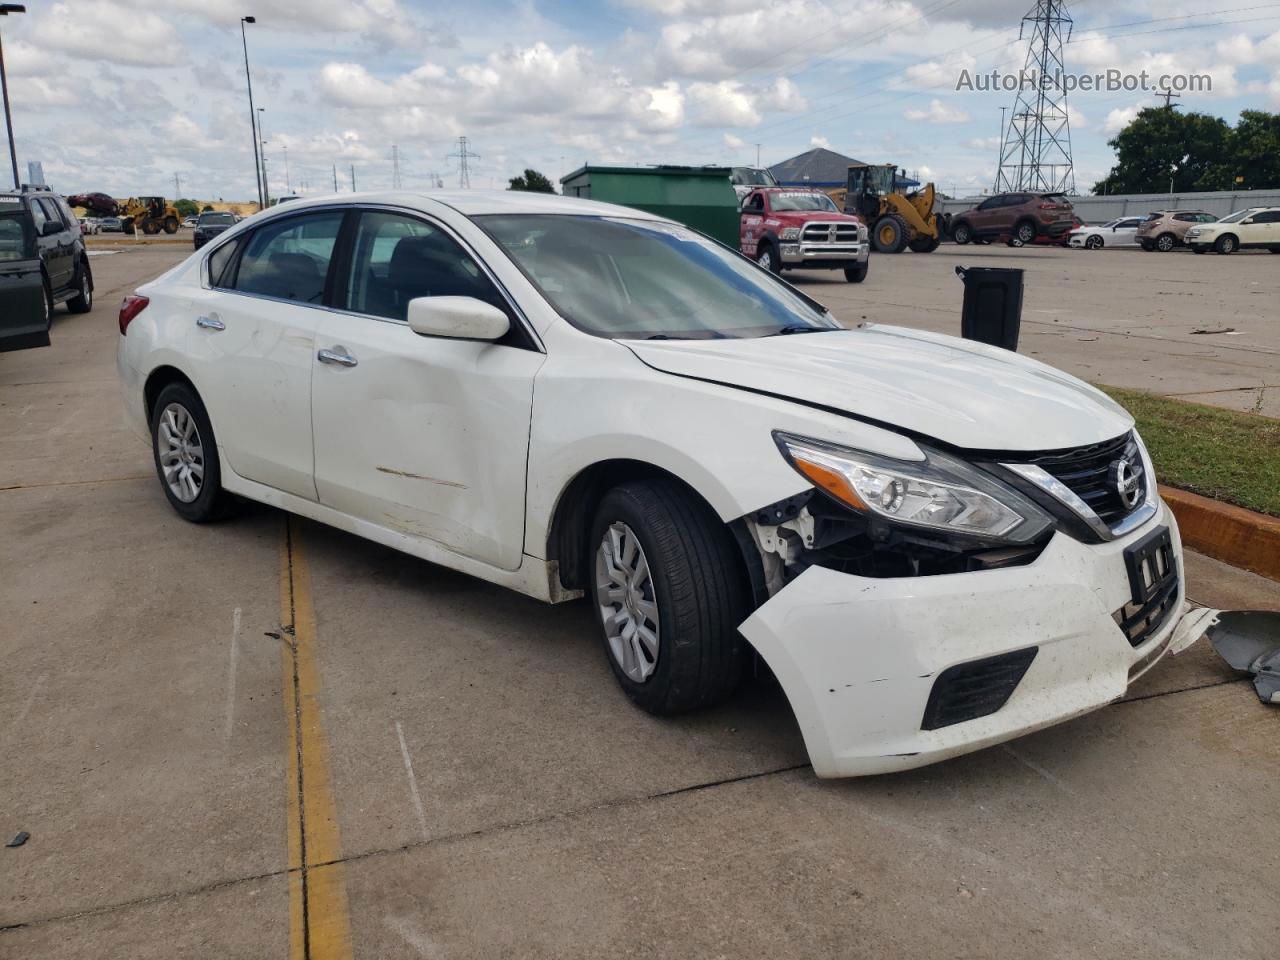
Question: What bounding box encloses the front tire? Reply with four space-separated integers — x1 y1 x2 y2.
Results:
589 480 747 715
150 382 231 523
844 263 868 283
163 217 179 235
1085 235 1103 250
872 214 908 253
1215 234 1237 255
755 241 781 274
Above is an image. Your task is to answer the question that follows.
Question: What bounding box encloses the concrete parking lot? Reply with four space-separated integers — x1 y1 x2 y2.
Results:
2 244 1277 958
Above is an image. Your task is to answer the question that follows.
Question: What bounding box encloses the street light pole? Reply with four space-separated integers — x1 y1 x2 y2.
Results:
0 5 27 191
240 16 264 210
257 107 269 207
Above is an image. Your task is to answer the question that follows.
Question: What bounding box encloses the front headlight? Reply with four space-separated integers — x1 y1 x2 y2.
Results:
780 227 802 241
775 432 1052 544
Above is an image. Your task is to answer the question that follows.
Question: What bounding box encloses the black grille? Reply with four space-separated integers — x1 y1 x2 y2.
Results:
1113 577 1179 647
801 222 860 243
921 648 1038 730
1028 433 1144 527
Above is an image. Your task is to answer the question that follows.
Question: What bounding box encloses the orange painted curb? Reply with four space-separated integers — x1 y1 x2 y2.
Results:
1160 484 1280 583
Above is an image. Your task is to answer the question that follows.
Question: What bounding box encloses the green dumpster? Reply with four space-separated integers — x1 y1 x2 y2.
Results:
559 165 740 249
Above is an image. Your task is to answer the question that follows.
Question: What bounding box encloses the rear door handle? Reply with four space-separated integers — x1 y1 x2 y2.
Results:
317 347 358 368
196 315 225 331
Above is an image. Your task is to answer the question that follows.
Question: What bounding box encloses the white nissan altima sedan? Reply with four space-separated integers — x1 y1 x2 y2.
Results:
117 191 1217 777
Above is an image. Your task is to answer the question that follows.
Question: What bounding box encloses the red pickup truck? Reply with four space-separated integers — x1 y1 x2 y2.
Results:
740 187 870 283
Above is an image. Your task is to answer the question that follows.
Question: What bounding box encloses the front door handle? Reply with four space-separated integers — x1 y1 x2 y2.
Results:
196 315 225 331
317 347 358 368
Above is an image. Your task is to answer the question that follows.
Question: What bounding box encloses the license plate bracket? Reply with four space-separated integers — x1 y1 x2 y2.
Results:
1124 526 1176 605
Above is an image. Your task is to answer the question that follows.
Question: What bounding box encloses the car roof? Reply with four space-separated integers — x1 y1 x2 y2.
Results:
243 189 666 223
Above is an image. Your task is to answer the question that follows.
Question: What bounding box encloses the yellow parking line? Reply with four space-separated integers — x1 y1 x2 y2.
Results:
281 518 353 960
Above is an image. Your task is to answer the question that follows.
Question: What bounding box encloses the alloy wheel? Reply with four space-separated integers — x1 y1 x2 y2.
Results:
1016 223 1035 243
80 274 91 308
156 402 205 503
1157 234 1175 251
595 521 660 683
757 248 772 271
1086 235 1102 250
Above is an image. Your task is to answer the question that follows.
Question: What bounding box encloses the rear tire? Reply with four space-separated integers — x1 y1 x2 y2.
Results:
844 263 868 283
163 217 179 235
588 480 748 715
142 220 160 236
1014 220 1037 244
951 220 973 245
66 261 93 313
907 232 940 253
150 382 232 523
1155 232 1176 252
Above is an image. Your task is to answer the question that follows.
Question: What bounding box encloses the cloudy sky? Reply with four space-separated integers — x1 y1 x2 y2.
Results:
3 0 1279 200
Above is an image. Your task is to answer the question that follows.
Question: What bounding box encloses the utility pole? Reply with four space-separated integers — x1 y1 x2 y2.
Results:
391 144 402 189
350 164 356 192
992 107 1007 193
754 143 761 166
449 136 477 188
332 163 338 192
239 16 263 210
0 4 29 191
283 145 290 194
1154 89 1180 110
993 0 1075 194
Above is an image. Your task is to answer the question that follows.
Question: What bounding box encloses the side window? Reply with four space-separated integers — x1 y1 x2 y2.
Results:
977 197 996 211
1252 211 1279 223
232 211 344 304
1199 213 1217 222
342 210 509 322
745 193 764 213
28 199 48 234
207 238 241 288
38 198 66 229
1120 219 1141 229
55 198 78 229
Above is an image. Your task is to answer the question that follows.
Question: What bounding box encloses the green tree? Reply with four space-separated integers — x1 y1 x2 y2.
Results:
1092 108 1231 194
507 169 556 193
1218 110 1280 191
173 198 199 217
201 204 214 212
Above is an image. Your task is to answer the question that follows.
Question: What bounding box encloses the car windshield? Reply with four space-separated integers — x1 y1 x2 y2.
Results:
731 168 776 187
769 192 838 212
1216 209 1257 224
479 214 838 340
0 211 35 261
199 213 236 225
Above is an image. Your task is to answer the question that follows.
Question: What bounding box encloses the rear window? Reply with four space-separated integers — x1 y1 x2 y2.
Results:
199 212 236 225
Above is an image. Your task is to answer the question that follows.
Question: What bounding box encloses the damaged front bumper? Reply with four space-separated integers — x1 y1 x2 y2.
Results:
739 500 1215 777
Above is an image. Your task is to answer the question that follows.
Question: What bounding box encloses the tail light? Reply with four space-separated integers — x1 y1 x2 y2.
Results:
118 295 149 335
1039 202 1058 209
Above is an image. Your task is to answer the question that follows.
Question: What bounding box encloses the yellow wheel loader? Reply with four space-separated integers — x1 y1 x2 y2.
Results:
844 164 942 254
119 197 181 236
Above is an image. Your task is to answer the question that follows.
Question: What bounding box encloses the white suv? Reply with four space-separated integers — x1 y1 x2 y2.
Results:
1186 207 1280 254
117 191 1215 777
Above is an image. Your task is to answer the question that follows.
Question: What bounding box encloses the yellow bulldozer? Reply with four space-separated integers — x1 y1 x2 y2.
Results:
119 196 181 236
843 164 942 254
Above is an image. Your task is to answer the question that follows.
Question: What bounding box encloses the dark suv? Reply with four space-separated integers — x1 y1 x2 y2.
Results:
950 192 1075 245
193 210 238 250
0 185 94 352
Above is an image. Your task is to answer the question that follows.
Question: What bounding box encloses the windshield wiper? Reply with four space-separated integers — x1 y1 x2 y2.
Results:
771 324 828 336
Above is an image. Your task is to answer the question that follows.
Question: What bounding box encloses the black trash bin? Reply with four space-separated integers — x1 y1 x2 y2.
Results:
955 265 1024 351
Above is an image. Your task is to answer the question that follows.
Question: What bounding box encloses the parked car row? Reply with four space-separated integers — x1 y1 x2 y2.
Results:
1064 206 1280 254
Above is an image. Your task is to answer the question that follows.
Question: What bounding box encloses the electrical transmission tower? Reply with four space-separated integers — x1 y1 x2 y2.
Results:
391 144 402 189
993 0 1076 194
450 136 478 188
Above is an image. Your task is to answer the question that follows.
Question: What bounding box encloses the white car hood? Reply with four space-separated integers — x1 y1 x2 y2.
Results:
623 325 1133 452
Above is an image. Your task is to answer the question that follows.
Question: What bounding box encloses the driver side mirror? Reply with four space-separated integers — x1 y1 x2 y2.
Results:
1242 218 1256 225
406 296 510 342
42 220 62 237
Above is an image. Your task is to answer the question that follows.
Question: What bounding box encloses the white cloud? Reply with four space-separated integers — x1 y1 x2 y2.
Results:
1103 105 1139 135
165 0 438 50
904 53 976 89
687 77 805 127
904 98 971 124
32 2 183 67
1067 105 1087 130
1070 32 1120 69
810 135 831 148
724 133 747 149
